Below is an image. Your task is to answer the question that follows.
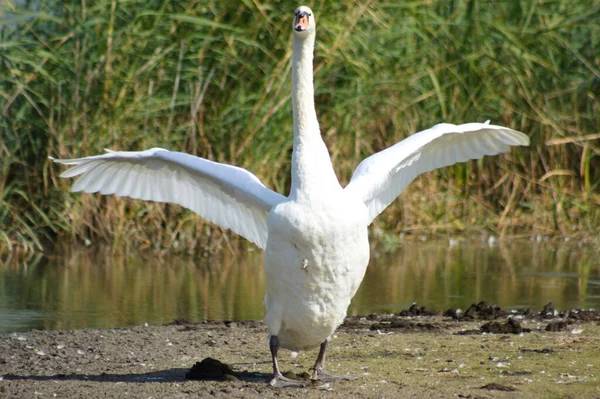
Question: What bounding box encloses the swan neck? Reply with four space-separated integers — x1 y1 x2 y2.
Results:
290 34 340 199
292 35 317 128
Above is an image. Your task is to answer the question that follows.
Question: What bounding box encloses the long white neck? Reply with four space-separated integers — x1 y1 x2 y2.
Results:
290 32 340 200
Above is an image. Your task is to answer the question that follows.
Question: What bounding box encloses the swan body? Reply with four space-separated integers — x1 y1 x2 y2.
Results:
265 189 369 351
52 5 530 386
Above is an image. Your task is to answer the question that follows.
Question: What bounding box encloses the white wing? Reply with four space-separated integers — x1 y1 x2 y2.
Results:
52 148 286 249
344 122 530 225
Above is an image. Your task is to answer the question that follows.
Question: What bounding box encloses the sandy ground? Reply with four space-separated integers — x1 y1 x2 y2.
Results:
1 304 600 398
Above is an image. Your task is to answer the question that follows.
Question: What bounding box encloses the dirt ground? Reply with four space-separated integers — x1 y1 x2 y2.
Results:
1 303 599 398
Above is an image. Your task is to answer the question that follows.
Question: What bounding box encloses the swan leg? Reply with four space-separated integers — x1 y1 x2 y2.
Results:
311 339 359 382
311 339 329 380
268 335 307 388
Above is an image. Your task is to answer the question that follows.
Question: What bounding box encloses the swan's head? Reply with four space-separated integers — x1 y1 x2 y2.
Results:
293 6 315 36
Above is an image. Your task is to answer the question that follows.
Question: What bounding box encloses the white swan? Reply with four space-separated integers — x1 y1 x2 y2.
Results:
52 6 529 387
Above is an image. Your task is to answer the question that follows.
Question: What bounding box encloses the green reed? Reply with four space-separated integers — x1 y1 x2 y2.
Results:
1 0 599 254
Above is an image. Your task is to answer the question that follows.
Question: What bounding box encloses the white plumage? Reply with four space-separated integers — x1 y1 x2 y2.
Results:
54 148 285 248
52 5 529 387
345 121 529 224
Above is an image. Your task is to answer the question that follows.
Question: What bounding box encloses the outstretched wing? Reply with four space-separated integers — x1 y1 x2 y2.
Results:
52 148 286 249
344 122 529 225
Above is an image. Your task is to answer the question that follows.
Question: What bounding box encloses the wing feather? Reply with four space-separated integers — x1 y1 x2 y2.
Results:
345 122 529 225
52 148 286 248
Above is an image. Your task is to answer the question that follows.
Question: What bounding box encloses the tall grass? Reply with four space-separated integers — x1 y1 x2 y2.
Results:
1 0 599 254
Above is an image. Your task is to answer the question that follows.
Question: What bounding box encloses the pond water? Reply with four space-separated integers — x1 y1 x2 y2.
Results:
1 240 599 333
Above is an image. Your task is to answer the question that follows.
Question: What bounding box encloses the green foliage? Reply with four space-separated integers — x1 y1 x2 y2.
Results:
1 0 599 253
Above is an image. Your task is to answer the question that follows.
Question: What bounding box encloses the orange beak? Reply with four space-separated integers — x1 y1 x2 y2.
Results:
295 14 309 31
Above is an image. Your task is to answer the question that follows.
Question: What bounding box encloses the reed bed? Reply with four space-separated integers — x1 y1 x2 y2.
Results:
1 0 599 254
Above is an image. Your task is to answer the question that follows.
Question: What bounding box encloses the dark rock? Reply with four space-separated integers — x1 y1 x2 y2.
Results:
443 309 460 319
455 329 481 335
521 348 554 354
408 303 421 315
567 310 600 321
541 302 555 318
481 318 528 334
396 303 440 317
479 383 517 392
501 370 532 376
462 301 506 320
463 305 478 320
545 320 567 332
186 357 235 381
370 319 439 331
522 308 536 316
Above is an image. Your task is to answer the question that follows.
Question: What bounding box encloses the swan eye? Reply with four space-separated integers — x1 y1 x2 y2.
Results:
294 12 311 32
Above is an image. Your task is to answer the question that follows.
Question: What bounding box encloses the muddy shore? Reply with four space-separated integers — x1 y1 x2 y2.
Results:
1 303 599 398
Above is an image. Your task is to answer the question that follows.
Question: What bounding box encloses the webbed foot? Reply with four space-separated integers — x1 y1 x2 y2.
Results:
269 373 309 388
310 338 359 383
269 335 309 388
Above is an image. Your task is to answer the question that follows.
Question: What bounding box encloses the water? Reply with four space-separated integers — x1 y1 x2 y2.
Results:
1 240 599 333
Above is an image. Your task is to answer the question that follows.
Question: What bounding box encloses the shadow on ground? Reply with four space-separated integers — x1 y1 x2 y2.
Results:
2 367 269 384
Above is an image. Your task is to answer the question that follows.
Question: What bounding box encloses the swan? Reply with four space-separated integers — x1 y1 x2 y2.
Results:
51 6 529 387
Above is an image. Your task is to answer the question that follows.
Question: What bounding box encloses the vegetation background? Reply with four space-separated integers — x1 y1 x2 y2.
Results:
1 0 599 255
